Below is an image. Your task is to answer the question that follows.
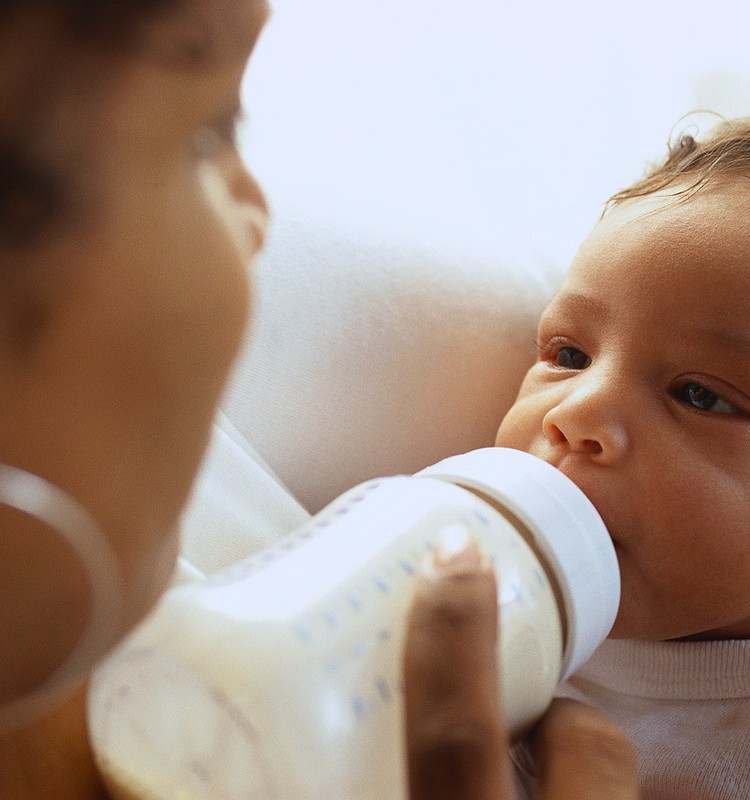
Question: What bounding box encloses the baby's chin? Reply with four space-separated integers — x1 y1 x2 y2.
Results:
604 602 681 641
606 615 727 642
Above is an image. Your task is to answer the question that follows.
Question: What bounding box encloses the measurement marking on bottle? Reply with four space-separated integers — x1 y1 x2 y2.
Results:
375 677 392 702
473 510 491 526
373 577 390 593
399 560 415 575
351 642 367 659
351 694 367 720
347 594 363 611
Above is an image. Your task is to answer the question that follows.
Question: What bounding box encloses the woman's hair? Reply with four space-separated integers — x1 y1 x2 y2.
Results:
605 114 750 212
0 0 184 249
0 0 180 40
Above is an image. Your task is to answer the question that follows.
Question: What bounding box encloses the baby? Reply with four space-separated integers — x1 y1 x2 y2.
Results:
497 117 750 799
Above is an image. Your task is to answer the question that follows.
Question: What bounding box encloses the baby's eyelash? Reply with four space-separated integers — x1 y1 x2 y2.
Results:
534 335 553 358
534 334 592 371
535 335 566 360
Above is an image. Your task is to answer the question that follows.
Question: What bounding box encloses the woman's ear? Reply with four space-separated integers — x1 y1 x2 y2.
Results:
0 460 123 732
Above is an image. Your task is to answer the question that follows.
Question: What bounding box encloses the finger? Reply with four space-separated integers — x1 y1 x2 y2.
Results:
532 699 639 800
403 533 514 800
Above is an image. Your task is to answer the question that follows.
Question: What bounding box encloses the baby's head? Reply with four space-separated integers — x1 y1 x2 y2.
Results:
0 0 268 711
497 117 750 642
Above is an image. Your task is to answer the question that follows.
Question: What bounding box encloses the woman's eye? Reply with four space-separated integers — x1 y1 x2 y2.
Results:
192 110 245 159
673 382 740 414
555 346 591 370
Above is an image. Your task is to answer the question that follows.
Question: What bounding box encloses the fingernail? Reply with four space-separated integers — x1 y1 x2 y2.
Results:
428 524 489 576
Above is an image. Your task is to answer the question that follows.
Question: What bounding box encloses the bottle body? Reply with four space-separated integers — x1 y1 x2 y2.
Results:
90 449 618 800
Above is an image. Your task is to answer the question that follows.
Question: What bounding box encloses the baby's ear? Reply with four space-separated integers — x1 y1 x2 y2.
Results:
221 213 564 513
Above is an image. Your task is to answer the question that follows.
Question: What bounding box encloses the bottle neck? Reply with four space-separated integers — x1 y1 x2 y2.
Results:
452 482 568 655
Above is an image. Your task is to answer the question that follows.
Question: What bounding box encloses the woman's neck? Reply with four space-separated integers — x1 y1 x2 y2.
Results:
0 682 107 799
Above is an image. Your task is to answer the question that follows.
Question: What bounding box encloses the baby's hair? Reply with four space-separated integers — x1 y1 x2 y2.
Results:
605 114 750 213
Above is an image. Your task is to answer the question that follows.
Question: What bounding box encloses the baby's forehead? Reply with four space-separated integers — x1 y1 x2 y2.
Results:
550 184 750 349
581 181 750 270
601 178 750 233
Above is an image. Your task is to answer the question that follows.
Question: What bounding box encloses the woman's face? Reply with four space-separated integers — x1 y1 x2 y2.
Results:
0 0 270 685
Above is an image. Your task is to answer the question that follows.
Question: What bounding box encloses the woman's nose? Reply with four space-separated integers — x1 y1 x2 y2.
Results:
541 376 629 464
224 154 269 254
232 158 268 217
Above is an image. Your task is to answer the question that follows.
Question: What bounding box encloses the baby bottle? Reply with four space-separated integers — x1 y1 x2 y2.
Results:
90 447 620 800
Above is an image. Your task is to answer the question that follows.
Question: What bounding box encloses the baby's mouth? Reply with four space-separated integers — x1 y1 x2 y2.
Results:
545 462 622 548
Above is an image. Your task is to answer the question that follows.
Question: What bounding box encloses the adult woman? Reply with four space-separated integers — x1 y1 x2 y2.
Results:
0 1 637 796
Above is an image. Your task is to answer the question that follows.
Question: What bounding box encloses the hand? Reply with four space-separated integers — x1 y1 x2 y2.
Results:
403 535 639 799
529 698 639 799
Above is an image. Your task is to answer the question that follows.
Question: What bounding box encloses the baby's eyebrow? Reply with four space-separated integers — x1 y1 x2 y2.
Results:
545 290 608 320
686 326 750 358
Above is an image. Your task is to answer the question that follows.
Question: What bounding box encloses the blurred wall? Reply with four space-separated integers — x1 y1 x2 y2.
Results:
241 0 750 268
226 1 750 509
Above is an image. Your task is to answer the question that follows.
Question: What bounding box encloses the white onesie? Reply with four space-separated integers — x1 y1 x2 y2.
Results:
557 638 750 799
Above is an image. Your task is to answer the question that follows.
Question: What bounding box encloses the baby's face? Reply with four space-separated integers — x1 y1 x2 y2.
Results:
496 182 750 641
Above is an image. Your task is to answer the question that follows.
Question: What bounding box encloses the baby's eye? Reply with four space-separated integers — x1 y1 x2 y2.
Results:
673 382 741 414
555 346 591 370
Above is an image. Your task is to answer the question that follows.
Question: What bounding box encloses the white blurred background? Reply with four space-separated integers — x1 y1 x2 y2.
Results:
221 1 750 509
241 0 750 269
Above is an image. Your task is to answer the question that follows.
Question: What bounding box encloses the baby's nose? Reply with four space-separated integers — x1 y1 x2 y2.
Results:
541 381 629 464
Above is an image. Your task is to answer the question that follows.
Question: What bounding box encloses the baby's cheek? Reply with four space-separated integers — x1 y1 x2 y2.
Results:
497 368 550 440
495 403 531 448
